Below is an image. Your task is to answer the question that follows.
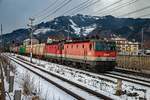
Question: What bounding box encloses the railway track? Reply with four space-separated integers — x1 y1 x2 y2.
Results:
107 71 150 84
103 72 150 87
6 54 116 100
12 54 150 87
114 68 150 78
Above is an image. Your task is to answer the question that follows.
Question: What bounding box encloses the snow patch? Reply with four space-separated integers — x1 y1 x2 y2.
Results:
69 19 96 36
84 27 95 34
69 19 81 35
33 28 54 35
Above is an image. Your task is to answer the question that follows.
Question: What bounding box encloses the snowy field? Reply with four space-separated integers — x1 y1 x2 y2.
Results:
9 55 104 100
6 53 150 100
5 59 76 100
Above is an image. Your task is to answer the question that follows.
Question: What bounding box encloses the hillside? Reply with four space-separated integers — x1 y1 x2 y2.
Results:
2 14 150 48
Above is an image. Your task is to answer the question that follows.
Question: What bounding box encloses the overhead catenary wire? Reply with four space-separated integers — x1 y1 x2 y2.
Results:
94 0 124 15
34 0 103 24
62 0 91 16
34 0 68 20
36 0 73 23
138 13 150 18
35 0 100 23
33 0 92 22
32 0 60 18
70 0 101 15
99 0 139 16
118 5 150 17
33 0 136 23
33 0 150 25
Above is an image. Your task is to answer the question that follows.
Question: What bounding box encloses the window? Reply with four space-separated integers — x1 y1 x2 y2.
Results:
95 42 116 51
76 45 78 48
82 45 84 48
89 44 92 50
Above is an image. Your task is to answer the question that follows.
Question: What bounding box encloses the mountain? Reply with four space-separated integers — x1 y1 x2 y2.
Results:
2 14 150 49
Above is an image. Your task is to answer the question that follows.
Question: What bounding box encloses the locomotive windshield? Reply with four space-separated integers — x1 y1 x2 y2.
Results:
95 42 116 51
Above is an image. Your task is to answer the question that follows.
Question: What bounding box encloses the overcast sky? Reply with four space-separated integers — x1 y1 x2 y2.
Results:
0 0 150 34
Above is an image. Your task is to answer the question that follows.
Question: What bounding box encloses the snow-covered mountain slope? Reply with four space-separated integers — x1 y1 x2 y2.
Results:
3 14 150 48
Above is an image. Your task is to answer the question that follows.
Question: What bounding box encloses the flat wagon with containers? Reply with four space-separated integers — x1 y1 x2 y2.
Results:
11 39 117 72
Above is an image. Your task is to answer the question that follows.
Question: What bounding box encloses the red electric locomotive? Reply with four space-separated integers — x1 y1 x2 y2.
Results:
62 40 116 71
45 39 117 72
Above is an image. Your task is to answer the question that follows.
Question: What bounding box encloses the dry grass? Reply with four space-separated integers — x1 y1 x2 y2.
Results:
20 72 46 100
117 55 150 73
21 72 35 96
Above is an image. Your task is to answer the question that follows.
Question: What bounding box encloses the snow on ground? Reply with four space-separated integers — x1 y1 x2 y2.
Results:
10 60 76 100
122 81 150 100
16 54 118 94
9 56 102 100
7 53 150 100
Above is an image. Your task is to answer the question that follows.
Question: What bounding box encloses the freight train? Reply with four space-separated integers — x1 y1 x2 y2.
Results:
11 39 117 72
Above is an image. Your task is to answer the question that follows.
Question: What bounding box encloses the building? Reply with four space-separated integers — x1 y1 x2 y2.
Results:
23 38 39 46
47 36 60 44
125 41 140 55
111 37 140 55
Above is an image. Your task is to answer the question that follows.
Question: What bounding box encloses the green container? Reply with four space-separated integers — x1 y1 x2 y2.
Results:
19 45 26 54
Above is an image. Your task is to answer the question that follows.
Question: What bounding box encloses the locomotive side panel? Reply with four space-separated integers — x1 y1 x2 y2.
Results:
39 43 45 56
62 42 93 61
35 44 39 56
26 45 31 55
19 45 26 55
32 44 37 56
45 44 61 59
62 40 117 71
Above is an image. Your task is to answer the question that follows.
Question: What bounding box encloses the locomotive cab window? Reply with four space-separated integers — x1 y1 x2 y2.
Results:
95 42 116 51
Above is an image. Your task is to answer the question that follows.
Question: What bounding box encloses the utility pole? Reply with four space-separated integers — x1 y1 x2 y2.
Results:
67 25 70 40
28 18 35 63
0 24 3 54
141 28 144 55
80 27 84 39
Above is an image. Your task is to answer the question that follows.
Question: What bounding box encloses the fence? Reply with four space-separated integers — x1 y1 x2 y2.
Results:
117 55 150 74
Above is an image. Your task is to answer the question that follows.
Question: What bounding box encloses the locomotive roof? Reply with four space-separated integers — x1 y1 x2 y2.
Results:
46 41 62 45
64 39 115 44
45 39 115 45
